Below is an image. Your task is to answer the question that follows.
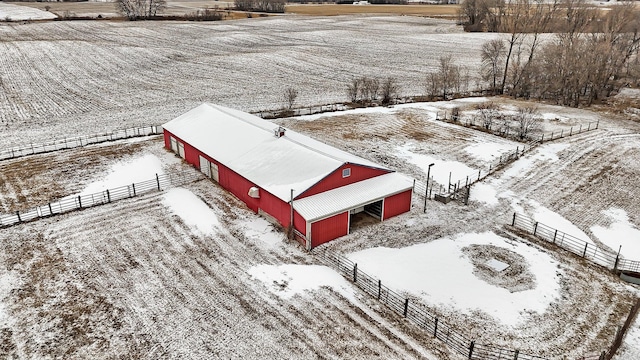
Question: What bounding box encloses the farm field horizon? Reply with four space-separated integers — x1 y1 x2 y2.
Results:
1 13 640 360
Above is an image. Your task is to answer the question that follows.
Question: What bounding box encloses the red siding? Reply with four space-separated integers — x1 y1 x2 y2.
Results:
311 212 349 248
257 190 291 227
383 189 413 220
294 211 306 236
217 162 259 212
296 163 390 200
163 130 200 166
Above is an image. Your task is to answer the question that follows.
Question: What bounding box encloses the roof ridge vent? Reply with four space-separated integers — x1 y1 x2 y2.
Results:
274 126 286 138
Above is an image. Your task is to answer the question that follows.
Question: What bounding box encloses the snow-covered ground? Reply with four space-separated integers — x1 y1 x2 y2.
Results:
0 3 57 21
347 231 562 327
1 16 640 360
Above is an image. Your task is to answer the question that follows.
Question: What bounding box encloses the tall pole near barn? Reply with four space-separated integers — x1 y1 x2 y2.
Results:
424 163 435 213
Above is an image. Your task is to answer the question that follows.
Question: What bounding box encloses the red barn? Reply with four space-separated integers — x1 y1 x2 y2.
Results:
162 103 413 249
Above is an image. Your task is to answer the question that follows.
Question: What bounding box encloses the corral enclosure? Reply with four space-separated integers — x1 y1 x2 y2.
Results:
1 13 640 360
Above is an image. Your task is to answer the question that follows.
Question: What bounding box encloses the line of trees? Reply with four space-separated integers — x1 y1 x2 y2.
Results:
346 76 400 105
234 0 286 13
117 0 166 20
460 0 640 107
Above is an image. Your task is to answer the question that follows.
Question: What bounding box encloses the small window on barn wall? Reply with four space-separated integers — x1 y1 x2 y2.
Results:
342 168 351 178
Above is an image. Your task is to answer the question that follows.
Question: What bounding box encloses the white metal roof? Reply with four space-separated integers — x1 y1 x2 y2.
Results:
162 103 388 202
293 172 414 222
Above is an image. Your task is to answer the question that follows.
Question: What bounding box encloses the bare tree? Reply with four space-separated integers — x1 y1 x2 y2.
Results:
512 106 541 139
284 87 298 110
347 78 362 103
426 55 466 100
117 0 166 19
361 77 380 102
474 102 499 130
481 39 506 94
381 77 400 105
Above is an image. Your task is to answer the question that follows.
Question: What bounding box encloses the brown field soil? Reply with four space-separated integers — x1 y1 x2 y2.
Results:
286 4 459 17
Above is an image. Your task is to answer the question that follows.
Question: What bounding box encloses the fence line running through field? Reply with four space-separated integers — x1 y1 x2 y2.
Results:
317 250 550 360
0 125 163 162
414 141 537 201
511 213 640 274
435 111 599 144
0 170 203 228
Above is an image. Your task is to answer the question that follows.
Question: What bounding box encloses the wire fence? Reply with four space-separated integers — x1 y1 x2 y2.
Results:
254 104 350 119
435 111 599 145
0 125 163 162
317 250 550 360
511 213 640 274
413 141 537 201
0 170 203 228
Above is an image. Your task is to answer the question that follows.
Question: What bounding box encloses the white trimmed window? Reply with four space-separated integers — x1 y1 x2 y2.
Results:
342 168 351 178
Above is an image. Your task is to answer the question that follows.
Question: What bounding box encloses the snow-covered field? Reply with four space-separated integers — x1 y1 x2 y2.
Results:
0 3 56 21
1 16 640 360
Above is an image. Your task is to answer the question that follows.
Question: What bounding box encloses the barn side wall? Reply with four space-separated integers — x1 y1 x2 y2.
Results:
163 130 308 236
296 164 389 200
383 189 413 220
310 212 349 248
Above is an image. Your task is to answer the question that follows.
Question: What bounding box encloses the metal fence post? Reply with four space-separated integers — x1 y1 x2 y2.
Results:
16 211 21 223
596 120 599 129
553 229 558 243
468 341 475 359
377 280 381 300
533 222 538 236
48 203 53 215
353 263 357 283
156 173 161 191
132 183 136 197
512 212 516 226
403 299 409 317
583 243 589 258
78 195 82 209
434 317 438 338
107 190 111 203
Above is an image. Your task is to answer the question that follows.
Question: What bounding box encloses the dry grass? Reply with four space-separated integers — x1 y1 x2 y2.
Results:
286 4 459 18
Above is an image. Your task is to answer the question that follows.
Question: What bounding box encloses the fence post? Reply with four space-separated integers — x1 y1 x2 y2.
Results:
106 190 111 203
553 229 558 243
16 211 21 223
513 349 519 360
434 317 438 338
512 212 516 226
48 203 53 215
579 124 582 133
353 263 357 283
570 126 573 136
377 280 381 300
614 245 622 272
478 169 481 181
78 195 82 209
596 120 599 129
541 134 544 143
156 173 161 191
403 299 409 317
132 183 136 197
533 222 538 236
468 341 475 359
560 129 563 138
582 243 588 258
588 123 591 131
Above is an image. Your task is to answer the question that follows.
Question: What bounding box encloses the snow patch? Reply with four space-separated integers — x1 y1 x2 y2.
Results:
396 144 477 186
162 188 221 236
243 217 284 247
0 271 19 328
529 200 594 245
591 208 640 258
347 232 562 327
465 142 518 162
470 182 499 206
501 143 569 180
82 154 164 195
248 264 355 300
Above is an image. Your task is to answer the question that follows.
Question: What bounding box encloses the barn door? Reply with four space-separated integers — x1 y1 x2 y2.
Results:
170 137 178 153
199 156 211 177
210 163 219 182
177 142 185 159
